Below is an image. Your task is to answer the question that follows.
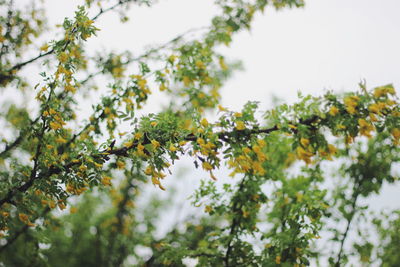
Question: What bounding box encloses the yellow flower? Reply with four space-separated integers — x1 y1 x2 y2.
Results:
257 139 266 148
300 138 310 147
78 165 87 172
144 166 153 175
275 255 281 264
344 96 359 114
218 105 227 112
368 103 380 114
219 57 228 70
296 146 313 164
49 201 56 209
179 140 187 146
137 78 147 90
65 84 76 93
50 121 63 130
234 112 242 118
329 106 339 116
101 176 112 186
134 132 143 140
236 121 245 130
391 128 400 145
116 161 125 169
327 144 337 155
169 144 177 152
58 202 66 210
55 137 67 144
195 60 206 69
168 54 177 63
151 139 160 149
202 161 213 171
19 213 29 223
358 119 374 138
373 85 395 98
200 118 209 127
159 83 167 91
70 207 77 214
40 44 49 52
58 52 68 63
183 76 191 87
205 205 213 213
242 147 251 154
124 141 133 148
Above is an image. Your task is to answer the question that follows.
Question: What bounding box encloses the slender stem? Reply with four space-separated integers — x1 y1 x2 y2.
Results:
335 191 360 267
224 177 247 267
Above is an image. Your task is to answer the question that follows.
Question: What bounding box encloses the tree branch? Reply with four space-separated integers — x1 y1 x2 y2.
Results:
1 0 136 78
0 115 322 208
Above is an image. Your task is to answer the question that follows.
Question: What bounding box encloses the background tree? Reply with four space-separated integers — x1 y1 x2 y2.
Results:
0 0 399 266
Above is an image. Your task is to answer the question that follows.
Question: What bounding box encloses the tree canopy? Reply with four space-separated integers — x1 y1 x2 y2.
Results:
0 0 399 266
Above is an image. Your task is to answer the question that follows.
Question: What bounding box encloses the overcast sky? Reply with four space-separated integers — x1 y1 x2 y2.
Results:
43 0 400 110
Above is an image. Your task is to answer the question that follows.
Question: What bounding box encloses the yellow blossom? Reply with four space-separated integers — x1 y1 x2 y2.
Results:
116 161 125 169
58 52 68 63
200 118 209 127
49 201 56 209
327 144 337 155
300 138 310 147
55 137 67 144
101 176 112 186
391 128 400 145
50 121 63 130
168 54 177 63
296 146 313 164
236 121 245 130
195 60 206 69
159 83 167 91
205 205 213 213
151 139 160 149
144 166 153 175
179 140 187 146
134 132 143 140
169 144 177 152
183 76 191 87
358 119 374 138
137 78 147 90
257 139 266 147
124 141 133 148
19 213 29 223
219 57 228 70
58 202 66 210
329 106 339 116
218 105 227 112
78 165 87 172
202 161 213 171
344 95 359 114
242 147 251 154
40 44 49 51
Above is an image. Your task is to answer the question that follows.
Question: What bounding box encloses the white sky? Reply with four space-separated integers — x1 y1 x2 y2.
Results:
44 0 400 110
